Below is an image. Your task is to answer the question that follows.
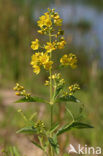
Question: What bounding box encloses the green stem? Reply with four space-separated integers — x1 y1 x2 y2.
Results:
49 29 54 156
49 31 53 128
50 65 53 128
38 137 48 156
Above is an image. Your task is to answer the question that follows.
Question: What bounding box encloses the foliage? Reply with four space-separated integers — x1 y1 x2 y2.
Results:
2 146 21 156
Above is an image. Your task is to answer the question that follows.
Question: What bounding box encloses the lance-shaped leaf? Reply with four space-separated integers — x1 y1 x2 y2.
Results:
55 85 63 98
48 136 59 154
57 95 80 103
50 123 59 133
32 141 43 150
8 146 21 156
16 126 36 134
56 122 94 136
15 96 45 103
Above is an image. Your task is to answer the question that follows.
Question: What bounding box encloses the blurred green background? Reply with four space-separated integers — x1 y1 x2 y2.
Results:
0 0 103 155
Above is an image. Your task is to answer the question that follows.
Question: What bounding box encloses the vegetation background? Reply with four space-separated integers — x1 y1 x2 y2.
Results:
0 0 103 155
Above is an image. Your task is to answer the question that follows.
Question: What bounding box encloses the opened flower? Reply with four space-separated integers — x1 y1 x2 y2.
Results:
30 51 53 74
31 39 39 50
33 65 40 75
52 12 62 26
30 53 40 66
60 53 77 68
45 42 56 53
68 53 77 68
37 13 52 28
43 61 53 70
54 18 62 26
39 52 49 64
57 38 66 49
60 54 69 66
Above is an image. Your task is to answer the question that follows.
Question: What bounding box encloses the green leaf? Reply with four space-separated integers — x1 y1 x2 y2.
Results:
55 85 63 98
8 147 14 156
56 121 93 136
15 96 45 103
48 136 59 154
12 146 21 156
8 146 21 156
16 126 36 134
50 123 59 133
32 141 43 150
57 95 80 103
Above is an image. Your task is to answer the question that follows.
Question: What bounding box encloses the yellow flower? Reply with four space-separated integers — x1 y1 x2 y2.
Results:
39 52 49 65
53 13 62 26
37 13 52 28
45 80 49 86
37 30 43 34
15 92 21 96
21 90 26 96
43 61 53 70
45 42 55 53
37 15 46 28
52 74 56 79
45 18 52 27
54 18 62 26
59 78 65 85
68 53 77 69
31 39 39 50
30 53 40 66
30 52 52 74
60 53 77 68
13 83 31 98
60 54 69 66
68 83 80 95
13 83 24 91
44 13 52 27
57 40 66 49
31 53 41 74
33 65 40 74
53 13 60 19
44 12 49 16
51 73 61 79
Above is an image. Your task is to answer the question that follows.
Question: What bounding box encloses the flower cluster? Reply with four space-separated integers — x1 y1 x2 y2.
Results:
68 83 80 95
34 120 45 134
37 8 62 34
45 73 80 101
45 73 63 86
13 83 31 99
51 73 61 80
31 52 53 74
45 73 66 104
30 9 67 75
60 53 77 68
56 37 66 49
51 73 65 86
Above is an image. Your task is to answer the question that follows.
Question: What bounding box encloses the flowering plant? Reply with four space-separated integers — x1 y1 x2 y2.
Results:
13 9 93 156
